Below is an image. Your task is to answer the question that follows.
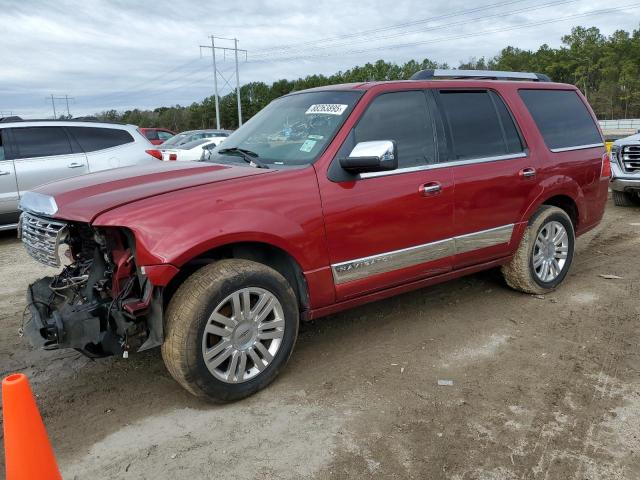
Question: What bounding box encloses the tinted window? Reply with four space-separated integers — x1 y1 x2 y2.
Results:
143 129 158 140
354 91 435 167
519 89 602 150
0 130 4 161
11 127 72 159
67 127 134 153
439 90 522 160
157 130 173 141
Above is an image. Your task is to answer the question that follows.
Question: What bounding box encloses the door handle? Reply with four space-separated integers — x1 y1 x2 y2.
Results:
67 162 84 169
519 167 536 178
0 170 10 176
419 182 441 196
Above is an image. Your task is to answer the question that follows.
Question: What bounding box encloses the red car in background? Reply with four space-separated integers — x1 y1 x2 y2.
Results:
139 127 176 145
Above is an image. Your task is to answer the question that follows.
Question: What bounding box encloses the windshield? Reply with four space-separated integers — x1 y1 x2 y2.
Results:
178 138 210 150
160 133 189 147
207 90 361 167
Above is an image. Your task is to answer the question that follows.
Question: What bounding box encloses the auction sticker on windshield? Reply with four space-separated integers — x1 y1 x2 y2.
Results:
305 104 348 115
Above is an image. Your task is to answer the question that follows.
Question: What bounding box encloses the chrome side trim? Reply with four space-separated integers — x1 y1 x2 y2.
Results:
331 224 515 284
549 143 604 153
332 238 454 284
359 152 527 179
454 224 514 255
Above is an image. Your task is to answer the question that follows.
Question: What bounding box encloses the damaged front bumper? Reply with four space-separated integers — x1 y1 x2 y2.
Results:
25 277 106 352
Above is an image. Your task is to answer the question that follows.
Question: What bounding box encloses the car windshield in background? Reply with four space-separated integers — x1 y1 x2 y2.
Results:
178 138 210 150
206 90 361 167
160 134 188 147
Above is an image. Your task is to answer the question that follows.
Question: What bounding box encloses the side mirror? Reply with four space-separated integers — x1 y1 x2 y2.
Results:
340 140 398 174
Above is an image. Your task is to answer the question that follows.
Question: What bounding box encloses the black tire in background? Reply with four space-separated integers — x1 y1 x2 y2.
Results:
612 190 640 207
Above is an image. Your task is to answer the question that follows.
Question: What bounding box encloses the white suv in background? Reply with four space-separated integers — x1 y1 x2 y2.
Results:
0 119 161 229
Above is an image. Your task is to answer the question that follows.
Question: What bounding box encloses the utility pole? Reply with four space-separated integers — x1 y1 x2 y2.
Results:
200 36 247 129
234 38 243 127
50 94 57 119
47 94 74 118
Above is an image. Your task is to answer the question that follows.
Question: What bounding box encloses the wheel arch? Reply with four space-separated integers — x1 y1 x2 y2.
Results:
540 194 579 229
163 241 310 314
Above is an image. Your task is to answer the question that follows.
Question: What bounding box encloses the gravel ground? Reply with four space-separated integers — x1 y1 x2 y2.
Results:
1 198 639 479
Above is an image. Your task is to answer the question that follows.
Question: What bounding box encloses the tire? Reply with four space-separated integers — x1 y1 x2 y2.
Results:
501 206 575 295
162 259 299 402
612 190 640 207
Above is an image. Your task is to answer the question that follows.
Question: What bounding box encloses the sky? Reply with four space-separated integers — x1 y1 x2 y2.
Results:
1 0 639 118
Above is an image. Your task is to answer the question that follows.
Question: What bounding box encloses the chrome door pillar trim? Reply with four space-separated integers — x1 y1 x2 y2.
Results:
331 224 515 284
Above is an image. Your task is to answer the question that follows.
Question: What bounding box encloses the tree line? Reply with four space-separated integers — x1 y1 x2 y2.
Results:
96 25 640 131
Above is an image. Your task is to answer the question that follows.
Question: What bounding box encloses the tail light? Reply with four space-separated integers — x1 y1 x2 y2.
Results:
145 149 163 160
169 153 177 161
601 152 611 178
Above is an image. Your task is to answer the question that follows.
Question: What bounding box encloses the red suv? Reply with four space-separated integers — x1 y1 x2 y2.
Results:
139 127 176 145
19 70 609 402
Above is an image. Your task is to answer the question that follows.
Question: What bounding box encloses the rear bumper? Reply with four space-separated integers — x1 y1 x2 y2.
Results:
610 163 640 192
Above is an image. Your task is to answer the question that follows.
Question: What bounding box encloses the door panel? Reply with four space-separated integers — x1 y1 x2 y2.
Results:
318 90 455 300
320 169 454 299
14 152 89 193
0 160 19 220
433 89 540 268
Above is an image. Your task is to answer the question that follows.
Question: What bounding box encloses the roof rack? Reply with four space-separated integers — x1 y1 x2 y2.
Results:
410 69 551 82
0 116 23 123
0 117 126 125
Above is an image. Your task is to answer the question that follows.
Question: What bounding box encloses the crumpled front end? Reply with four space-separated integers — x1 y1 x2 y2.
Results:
20 210 164 357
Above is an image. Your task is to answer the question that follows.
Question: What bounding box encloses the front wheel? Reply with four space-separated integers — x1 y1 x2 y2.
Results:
502 206 575 294
162 259 299 402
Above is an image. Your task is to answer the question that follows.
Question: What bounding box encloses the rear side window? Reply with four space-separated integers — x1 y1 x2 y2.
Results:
157 130 173 141
354 91 436 167
10 127 73 159
438 90 523 161
68 127 134 153
518 89 602 151
143 129 158 141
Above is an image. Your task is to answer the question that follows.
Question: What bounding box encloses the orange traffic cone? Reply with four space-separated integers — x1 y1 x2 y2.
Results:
2 373 61 480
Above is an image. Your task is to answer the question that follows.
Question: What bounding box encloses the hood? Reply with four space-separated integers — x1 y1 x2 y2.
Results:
21 162 270 223
613 133 640 146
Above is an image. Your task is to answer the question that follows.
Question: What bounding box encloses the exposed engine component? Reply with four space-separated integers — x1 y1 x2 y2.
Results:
21 214 163 358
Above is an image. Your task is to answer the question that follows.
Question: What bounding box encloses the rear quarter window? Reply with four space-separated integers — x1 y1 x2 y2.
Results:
518 89 602 151
67 127 135 153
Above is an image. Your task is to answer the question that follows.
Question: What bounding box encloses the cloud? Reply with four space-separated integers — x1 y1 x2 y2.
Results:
1 0 638 117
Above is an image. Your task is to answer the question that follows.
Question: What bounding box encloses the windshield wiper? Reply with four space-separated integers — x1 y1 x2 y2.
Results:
217 147 269 169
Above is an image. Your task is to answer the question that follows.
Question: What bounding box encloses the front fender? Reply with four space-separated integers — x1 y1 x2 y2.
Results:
91 167 328 279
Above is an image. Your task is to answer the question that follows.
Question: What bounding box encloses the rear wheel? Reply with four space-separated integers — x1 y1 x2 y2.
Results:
501 206 575 294
162 259 299 402
612 190 640 207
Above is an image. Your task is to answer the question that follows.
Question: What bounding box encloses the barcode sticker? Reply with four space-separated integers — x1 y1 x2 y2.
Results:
305 104 348 115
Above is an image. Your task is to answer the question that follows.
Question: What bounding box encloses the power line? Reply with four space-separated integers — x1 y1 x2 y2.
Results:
250 0 581 60
245 2 640 65
251 0 535 55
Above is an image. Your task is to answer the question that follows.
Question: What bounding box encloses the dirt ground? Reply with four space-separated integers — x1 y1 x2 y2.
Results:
1 198 639 479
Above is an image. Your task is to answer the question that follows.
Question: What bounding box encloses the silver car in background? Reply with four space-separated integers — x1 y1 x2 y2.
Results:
0 119 160 229
610 132 640 206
